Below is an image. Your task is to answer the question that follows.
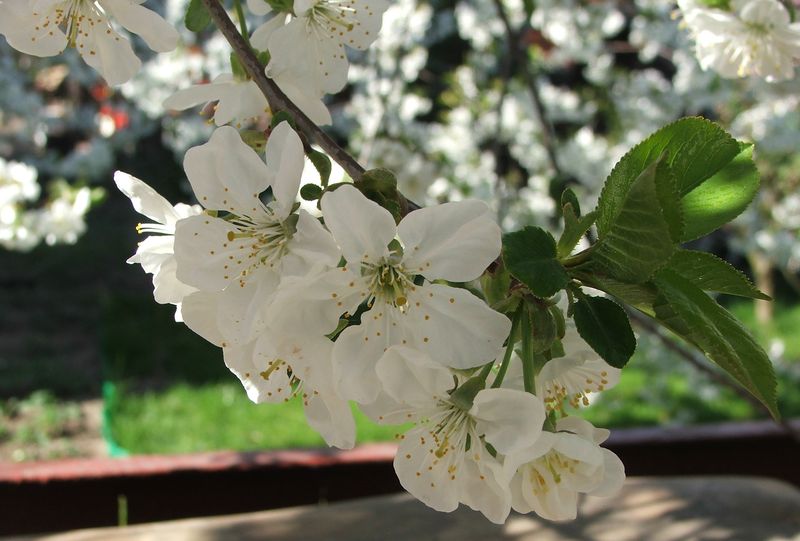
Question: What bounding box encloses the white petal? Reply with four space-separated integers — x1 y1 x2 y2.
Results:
271 71 332 125
267 268 366 336
101 0 179 52
408 284 510 369
183 127 270 216
180 291 228 347
375 346 454 407
457 446 510 524
250 12 285 50
266 122 304 217
114 171 177 226
332 308 408 403
173 214 250 291
320 185 395 264
163 76 235 111
151 256 197 306
282 209 341 274
80 28 141 86
591 449 625 498
224 338 294 403
0 0 67 56
471 388 545 455
246 0 272 16
393 427 459 513
304 391 356 449
399 200 501 282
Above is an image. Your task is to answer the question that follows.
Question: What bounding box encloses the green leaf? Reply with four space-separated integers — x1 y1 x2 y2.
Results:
557 206 596 259
300 184 323 201
185 0 211 32
308 150 332 187
653 270 779 419
503 226 569 298
577 274 659 315
597 117 741 237
591 157 676 283
665 250 770 300
680 144 759 241
561 188 581 217
573 295 636 368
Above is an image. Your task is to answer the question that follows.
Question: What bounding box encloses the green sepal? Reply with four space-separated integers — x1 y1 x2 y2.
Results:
527 302 557 354
503 226 569 298
573 295 636 369
480 264 511 309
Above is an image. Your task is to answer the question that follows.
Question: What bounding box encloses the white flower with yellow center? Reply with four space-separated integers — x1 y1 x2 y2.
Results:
505 416 625 521
172 122 340 345
268 184 510 404
537 326 621 411
371 346 546 524
264 0 390 95
114 171 201 321
679 0 800 81
0 0 179 85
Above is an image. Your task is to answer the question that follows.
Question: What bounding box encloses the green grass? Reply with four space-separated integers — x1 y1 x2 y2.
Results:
106 299 800 454
109 383 407 454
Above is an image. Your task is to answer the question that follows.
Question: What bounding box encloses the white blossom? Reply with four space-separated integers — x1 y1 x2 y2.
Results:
269 185 510 404
679 0 800 81
163 73 270 128
0 0 179 85
505 416 625 521
114 171 201 320
373 346 545 524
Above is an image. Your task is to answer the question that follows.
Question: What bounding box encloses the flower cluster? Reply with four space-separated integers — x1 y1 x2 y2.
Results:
0 158 98 251
0 0 179 85
117 120 624 522
678 0 800 81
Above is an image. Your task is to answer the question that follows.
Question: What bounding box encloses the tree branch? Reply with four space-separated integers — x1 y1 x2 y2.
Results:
199 0 365 182
490 0 562 178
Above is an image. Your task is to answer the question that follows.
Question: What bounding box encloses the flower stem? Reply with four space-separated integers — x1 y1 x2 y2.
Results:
520 304 536 393
491 303 524 388
233 0 250 46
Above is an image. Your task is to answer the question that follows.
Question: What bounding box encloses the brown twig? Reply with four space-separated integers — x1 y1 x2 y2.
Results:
490 0 562 178
199 0 365 182
628 309 800 443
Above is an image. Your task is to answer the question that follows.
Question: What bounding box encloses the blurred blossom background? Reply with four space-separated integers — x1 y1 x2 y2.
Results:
0 0 798 462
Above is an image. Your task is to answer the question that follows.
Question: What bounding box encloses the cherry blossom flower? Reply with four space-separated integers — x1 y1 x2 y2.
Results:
679 0 800 81
163 73 270 128
372 346 546 523
505 416 625 521
172 123 340 343
0 0 179 85
264 0 390 95
269 184 510 404
114 172 201 320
